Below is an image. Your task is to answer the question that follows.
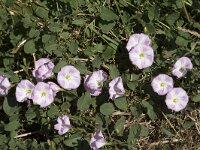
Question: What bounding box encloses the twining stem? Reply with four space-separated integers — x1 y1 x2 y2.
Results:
181 0 191 23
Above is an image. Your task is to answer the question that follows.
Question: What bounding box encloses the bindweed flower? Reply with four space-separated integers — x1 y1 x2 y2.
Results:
126 33 151 52
57 65 81 90
90 130 106 150
54 115 71 135
165 87 189 112
32 82 54 107
151 74 174 95
109 76 125 99
129 45 154 69
172 57 193 78
0 75 11 96
84 70 107 96
15 80 35 102
47 82 61 97
32 58 54 81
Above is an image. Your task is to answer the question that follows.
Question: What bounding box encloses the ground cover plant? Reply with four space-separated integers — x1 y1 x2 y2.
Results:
0 0 200 149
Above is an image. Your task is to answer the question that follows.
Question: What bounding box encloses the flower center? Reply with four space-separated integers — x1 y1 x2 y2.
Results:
26 89 32 95
172 98 178 103
179 67 185 73
97 80 102 87
65 75 70 80
160 82 165 87
139 53 144 59
41 91 46 97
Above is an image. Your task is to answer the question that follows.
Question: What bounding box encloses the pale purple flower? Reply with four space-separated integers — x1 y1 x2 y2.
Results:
0 75 11 96
90 130 106 150
129 45 154 69
172 57 193 78
151 74 174 95
84 70 107 96
32 58 54 81
109 76 125 99
126 33 151 52
32 82 54 107
47 82 61 97
57 65 81 90
54 115 71 135
15 80 35 102
165 87 189 112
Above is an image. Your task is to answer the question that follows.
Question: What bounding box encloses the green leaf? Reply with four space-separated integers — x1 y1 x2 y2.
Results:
29 29 40 38
34 7 49 19
92 56 102 68
142 101 157 120
100 103 115 116
114 116 125 136
99 21 116 32
166 12 180 25
102 47 115 60
72 19 86 26
109 64 120 79
47 105 59 118
175 36 188 47
161 128 174 137
182 121 195 129
4 120 20 131
68 40 78 55
100 7 119 21
192 94 200 102
24 40 36 54
64 132 82 147
130 105 141 118
48 22 61 33
139 125 149 137
3 97 18 116
77 92 92 110
25 108 36 121
53 60 68 73
127 81 137 90
114 97 127 111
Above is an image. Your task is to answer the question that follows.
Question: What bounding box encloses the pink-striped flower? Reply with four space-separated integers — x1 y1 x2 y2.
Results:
32 58 54 81
54 115 71 135
165 87 189 112
32 82 54 107
84 70 107 96
0 75 11 96
126 33 151 52
15 80 35 102
172 57 193 78
129 45 154 69
90 130 106 150
109 77 125 99
57 65 81 90
47 82 61 97
151 74 174 95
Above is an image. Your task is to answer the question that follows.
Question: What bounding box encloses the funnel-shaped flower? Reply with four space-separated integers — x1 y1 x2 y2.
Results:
84 70 107 96
57 65 81 90
32 82 54 107
126 33 151 52
165 87 189 112
0 75 11 96
151 74 174 95
172 57 193 78
54 115 71 135
109 77 125 99
32 58 54 81
15 80 35 102
90 130 106 150
129 45 154 69
47 82 61 97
